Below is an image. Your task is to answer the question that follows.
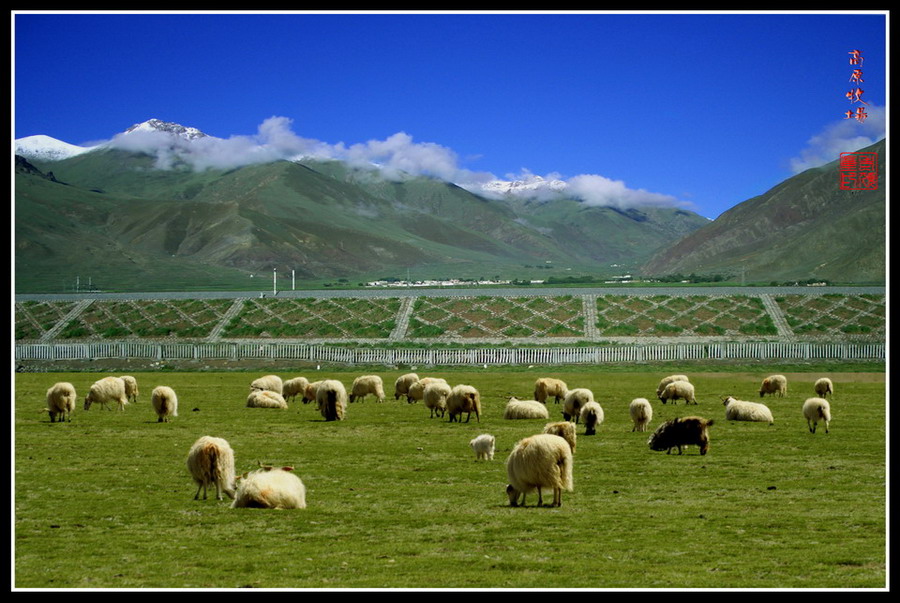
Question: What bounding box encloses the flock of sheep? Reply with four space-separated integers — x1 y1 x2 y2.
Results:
41 370 836 510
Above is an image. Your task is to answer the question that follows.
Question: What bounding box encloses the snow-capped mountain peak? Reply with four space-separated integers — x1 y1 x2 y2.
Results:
479 174 569 197
123 118 208 141
14 134 99 161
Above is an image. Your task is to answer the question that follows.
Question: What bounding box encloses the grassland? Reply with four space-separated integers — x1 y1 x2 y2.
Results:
14 366 886 589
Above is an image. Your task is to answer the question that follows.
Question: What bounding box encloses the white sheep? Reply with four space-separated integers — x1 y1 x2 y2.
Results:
534 377 569 404
759 374 788 398
580 401 605 435
505 433 574 507
250 374 283 394
303 380 324 404
802 397 832 434
316 379 348 421
120 375 139 404
282 377 310 403
394 373 420 401
814 377 834 398
423 381 452 418
246 390 288 409
407 377 448 404
83 376 129 411
503 397 550 420
45 381 76 423
658 380 697 405
231 466 307 509
150 385 178 422
656 374 689 398
723 396 775 424
349 375 386 403
186 436 236 501
542 421 577 454
629 397 654 432
447 384 481 423
563 388 595 422
469 434 496 461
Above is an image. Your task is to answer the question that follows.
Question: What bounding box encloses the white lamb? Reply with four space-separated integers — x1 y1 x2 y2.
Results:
231 466 307 509
423 381 452 418
505 433 574 507
656 374 689 398
534 377 569 404
723 396 775 424
469 434 496 461
394 373 420 401
250 374 283 394
759 374 788 398
580 401 605 435
186 436 236 501
246 390 288 409
150 385 178 422
814 377 834 398
282 377 310 403
83 376 129 411
542 421 577 454
120 375 139 404
45 381 76 423
407 377 448 404
659 380 697 405
503 397 550 420
447 384 481 423
349 375 386 403
629 398 654 432
563 388 595 423
802 397 832 434
316 379 348 421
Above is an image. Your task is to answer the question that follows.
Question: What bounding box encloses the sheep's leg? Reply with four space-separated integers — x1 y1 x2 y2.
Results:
537 489 543 507
194 484 204 500
553 488 562 507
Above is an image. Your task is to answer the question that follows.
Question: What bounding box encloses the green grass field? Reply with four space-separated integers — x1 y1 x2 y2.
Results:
14 366 886 589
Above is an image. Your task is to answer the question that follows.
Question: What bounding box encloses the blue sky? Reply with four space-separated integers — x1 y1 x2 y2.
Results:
13 11 887 219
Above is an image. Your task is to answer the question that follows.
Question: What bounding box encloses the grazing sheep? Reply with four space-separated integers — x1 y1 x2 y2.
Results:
45 381 76 423
349 375 386 403
447 384 481 423
282 377 310 403
503 397 550 420
814 377 834 399
505 433 574 507
658 380 697 405
150 385 178 422
580 401 605 435
534 377 569 404
186 436 236 501
394 373 420 401
250 374 283 394
469 434 496 461
120 375 139 404
563 388 595 422
231 466 306 509
723 396 775 424
423 381 452 418
542 421 577 454
303 380 324 404
647 416 715 456
316 379 348 421
802 397 832 434
407 377 447 404
759 374 788 398
246 390 288 409
83 376 129 411
656 374 689 398
629 398 654 432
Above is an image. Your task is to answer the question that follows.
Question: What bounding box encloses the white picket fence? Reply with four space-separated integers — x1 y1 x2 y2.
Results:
14 341 886 366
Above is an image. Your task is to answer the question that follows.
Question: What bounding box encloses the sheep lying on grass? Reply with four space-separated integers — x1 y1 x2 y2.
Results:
656 374 689 398
542 421 577 454
534 378 568 404
723 396 774 424
802 397 832 434
150 385 178 422
563 388 594 422
45 382 76 423
648 416 714 456
350 375 386 403
246 390 288 409
580 401 604 435
250 374 283 394
83 377 129 411
658 380 697 405
423 381 451 418
505 433 574 507
187 436 236 501
469 434 496 461
814 377 834 398
760 374 787 398
394 373 420 401
282 377 310 403
317 379 348 421
120 376 139 404
503 397 550 420
629 398 653 432
447 384 481 423
231 466 306 509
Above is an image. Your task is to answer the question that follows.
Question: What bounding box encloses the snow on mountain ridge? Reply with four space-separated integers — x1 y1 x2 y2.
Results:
14 134 98 161
124 118 208 140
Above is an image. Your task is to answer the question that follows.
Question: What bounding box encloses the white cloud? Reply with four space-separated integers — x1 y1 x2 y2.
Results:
789 105 886 173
